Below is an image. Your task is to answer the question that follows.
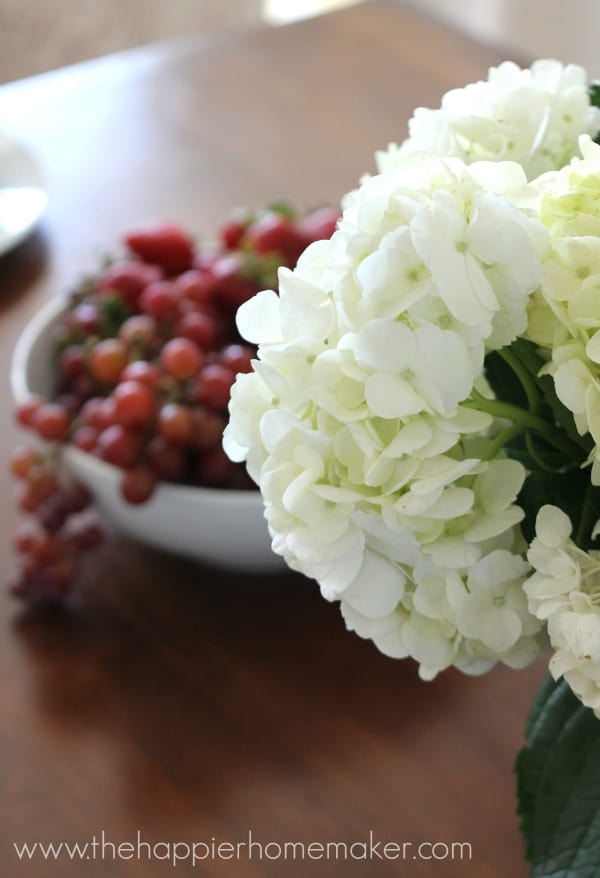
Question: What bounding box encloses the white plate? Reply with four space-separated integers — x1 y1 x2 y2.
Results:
0 134 47 257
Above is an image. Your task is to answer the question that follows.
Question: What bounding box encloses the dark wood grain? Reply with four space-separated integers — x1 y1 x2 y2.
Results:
0 3 544 876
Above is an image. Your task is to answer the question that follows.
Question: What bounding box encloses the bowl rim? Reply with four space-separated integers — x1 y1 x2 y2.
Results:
10 294 263 506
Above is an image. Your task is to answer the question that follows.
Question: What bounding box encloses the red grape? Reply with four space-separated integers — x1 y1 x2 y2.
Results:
14 522 41 554
96 425 139 468
174 310 219 352
121 466 157 504
90 339 128 384
244 211 306 264
62 482 91 514
113 380 156 427
210 253 260 310
119 314 156 348
218 218 248 250
60 345 86 380
297 206 340 244
160 338 202 380
72 301 101 334
72 425 99 452
125 222 194 274
139 280 179 322
220 344 254 374
120 360 162 391
193 364 235 410
16 395 44 428
33 403 70 441
175 269 215 305
158 404 194 445
97 260 163 307
9 446 38 480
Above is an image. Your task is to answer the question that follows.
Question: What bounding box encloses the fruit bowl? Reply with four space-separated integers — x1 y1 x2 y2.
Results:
10 296 281 572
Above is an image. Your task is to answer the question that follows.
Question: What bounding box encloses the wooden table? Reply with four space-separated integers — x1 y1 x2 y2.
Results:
0 3 543 875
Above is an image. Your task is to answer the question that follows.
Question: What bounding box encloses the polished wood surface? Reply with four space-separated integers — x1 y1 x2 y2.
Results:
0 3 543 875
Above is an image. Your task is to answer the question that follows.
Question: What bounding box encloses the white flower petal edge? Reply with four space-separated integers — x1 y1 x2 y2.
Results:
376 59 600 181
525 505 600 716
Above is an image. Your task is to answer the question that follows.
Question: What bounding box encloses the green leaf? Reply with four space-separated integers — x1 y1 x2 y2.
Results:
589 82 600 110
516 675 580 853
517 674 600 877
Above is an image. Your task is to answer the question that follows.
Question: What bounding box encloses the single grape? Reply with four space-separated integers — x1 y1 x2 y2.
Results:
15 395 44 428
220 344 254 374
119 314 157 348
62 482 91 514
72 425 99 452
89 339 128 384
9 446 39 480
113 380 156 428
120 360 162 391
96 425 140 469
160 337 202 381
174 310 219 352
59 345 86 380
193 364 235 410
157 404 194 445
139 281 179 321
175 269 215 305
121 466 157 504
32 403 70 441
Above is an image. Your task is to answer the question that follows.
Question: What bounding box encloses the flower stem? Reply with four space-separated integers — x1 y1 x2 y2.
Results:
525 430 558 473
498 348 541 414
482 424 523 461
466 390 583 460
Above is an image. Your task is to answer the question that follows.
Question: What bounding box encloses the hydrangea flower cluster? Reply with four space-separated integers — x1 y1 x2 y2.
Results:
224 152 549 679
223 57 600 713
525 138 600 482
376 60 600 180
525 505 600 716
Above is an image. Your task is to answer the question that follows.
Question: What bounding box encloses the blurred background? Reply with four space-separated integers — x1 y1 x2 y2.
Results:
0 0 598 85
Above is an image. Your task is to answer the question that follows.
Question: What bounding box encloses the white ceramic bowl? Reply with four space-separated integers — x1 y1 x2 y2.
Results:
10 296 281 572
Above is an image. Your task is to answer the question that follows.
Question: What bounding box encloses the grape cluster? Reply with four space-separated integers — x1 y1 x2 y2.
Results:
9 445 103 602
10 203 340 602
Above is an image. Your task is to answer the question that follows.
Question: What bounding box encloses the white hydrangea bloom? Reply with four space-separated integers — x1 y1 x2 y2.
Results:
376 60 600 181
526 137 600 482
225 151 547 678
525 505 600 715
343 532 545 681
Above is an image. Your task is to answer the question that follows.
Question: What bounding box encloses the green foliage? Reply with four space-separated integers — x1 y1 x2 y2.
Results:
484 340 600 545
99 294 129 337
517 675 600 877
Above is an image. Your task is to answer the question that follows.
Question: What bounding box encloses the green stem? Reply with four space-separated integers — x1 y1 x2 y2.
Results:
525 430 558 473
498 348 541 414
467 391 584 460
482 424 523 461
